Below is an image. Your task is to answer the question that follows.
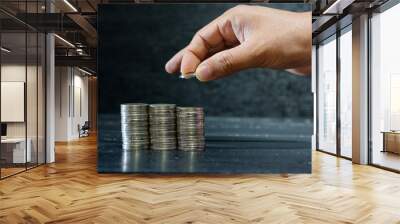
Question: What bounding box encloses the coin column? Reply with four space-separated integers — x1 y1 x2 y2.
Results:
177 107 205 151
120 103 149 150
149 104 177 150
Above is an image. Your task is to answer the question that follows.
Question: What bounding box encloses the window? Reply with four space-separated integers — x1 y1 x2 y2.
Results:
370 3 400 171
339 27 352 158
317 35 337 154
0 1 46 179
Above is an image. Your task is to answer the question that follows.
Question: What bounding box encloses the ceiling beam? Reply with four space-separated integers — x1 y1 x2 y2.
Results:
55 55 96 70
51 0 97 47
67 13 97 46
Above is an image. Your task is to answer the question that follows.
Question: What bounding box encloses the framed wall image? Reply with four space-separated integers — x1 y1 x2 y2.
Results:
1 81 25 122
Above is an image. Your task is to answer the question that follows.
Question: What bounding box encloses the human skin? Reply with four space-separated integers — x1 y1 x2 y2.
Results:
165 5 312 81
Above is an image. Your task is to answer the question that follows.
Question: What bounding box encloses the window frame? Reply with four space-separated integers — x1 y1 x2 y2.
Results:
367 0 400 173
0 1 48 180
315 23 353 160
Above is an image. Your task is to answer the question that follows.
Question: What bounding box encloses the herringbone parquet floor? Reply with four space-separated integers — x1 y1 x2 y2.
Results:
1 135 400 224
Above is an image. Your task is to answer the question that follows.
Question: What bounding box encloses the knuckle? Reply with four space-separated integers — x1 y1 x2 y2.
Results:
193 31 202 40
250 47 265 67
231 5 248 13
226 5 240 15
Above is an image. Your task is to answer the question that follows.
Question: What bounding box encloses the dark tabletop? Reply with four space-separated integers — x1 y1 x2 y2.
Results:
98 115 312 174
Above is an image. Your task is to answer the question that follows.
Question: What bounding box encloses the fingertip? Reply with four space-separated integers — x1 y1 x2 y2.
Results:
165 49 185 74
165 60 175 74
180 51 201 75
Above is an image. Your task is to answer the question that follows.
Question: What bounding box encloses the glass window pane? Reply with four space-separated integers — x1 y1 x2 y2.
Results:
27 31 38 169
340 28 352 158
38 33 45 165
318 36 337 154
0 1 46 178
26 0 40 169
371 4 400 171
1 31 28 177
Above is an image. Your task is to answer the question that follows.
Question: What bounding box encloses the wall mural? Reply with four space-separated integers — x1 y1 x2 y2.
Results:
97 3 312 174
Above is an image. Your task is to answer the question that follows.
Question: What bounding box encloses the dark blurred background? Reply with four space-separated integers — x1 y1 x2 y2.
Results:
98 3 312 118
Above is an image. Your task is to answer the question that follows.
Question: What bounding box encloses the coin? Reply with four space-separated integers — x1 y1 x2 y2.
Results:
179 73 196 79
149 104 177 150
176 107 205 151
120 103 149 150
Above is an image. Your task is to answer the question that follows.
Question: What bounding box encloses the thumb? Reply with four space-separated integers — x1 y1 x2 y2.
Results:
195 44 254 81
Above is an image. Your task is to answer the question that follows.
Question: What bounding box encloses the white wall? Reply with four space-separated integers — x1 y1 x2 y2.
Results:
55 66 70 141
1 63 46 164
1 65 37 138
55 67 89 141
1 65 27 140
73 73 89 137
46 32 56 163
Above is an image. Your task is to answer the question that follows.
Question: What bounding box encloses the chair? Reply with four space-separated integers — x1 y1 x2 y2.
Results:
79 121 90 138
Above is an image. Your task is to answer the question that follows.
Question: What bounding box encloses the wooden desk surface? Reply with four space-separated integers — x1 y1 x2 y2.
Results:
1 138 26 144
381 131 400 134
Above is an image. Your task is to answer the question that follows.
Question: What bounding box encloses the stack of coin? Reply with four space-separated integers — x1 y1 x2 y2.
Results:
149 104 177 150
120 103 149 150
177 107 205 151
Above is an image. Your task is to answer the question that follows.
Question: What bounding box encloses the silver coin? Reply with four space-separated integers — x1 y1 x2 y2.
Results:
177 127 203 130
176 107 205 151
121 126 148 130
123 146 149 151
151 139 176 143
148 104 177 151
121 138 149 142
121 103 150 151
121 115 148 119
121 123 148 127
149 104 176 109
121 103 148 108
122 141 149 144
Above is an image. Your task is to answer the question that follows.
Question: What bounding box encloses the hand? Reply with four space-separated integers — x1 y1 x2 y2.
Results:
165 5 311 81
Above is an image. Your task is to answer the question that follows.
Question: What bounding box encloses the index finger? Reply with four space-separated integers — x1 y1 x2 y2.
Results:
166 15 239 75
180 18 239 75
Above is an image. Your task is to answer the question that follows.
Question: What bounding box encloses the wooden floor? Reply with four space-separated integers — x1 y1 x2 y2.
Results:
372 151 400 171
1 135 400 224
1 167 26 178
